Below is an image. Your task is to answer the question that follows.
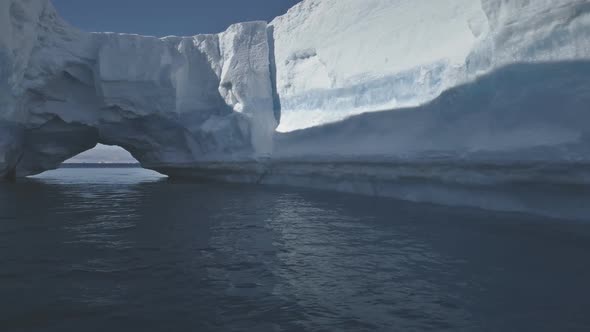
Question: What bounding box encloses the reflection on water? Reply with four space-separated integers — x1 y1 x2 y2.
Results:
0 168 589 331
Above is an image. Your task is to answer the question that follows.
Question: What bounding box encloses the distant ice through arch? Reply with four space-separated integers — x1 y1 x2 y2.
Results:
65 144 138 164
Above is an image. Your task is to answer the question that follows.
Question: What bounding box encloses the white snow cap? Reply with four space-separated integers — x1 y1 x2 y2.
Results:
271 0 590 131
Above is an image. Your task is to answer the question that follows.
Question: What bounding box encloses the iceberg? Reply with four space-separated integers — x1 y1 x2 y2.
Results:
1 0 589 218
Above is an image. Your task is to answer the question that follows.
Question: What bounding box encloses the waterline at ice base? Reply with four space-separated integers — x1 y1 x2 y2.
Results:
1 0 589 219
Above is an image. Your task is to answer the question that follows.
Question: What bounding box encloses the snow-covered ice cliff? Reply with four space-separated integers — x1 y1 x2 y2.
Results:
1 0 589 218
271 0 590 131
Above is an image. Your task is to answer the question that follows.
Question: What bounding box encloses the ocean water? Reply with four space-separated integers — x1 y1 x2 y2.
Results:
0 168 589 331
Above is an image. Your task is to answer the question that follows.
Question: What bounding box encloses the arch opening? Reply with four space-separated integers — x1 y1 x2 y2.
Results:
64 144 139 165
32 143 167 179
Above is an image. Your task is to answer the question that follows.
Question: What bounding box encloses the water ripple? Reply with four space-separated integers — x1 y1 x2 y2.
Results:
0 168 588 331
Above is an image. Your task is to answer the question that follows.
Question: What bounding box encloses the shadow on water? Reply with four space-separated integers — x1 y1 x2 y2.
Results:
0 168 589 331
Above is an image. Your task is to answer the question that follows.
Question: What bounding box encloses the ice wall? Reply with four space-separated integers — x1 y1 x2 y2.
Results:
276 61 590 160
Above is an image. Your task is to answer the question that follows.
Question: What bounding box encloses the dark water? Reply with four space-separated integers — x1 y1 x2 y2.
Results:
0 168 589 331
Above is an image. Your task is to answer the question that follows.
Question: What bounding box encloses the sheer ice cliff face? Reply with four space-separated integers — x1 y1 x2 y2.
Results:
1 0 590 217
0 0 276 177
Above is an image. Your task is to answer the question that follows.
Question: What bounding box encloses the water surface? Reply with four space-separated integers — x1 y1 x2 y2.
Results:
0 168 589 331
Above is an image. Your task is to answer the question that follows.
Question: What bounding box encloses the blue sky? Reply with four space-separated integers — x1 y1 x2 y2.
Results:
52 0 301 36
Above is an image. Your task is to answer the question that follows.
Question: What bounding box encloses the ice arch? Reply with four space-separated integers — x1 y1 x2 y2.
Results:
0 1 278 179
5 56 275 178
